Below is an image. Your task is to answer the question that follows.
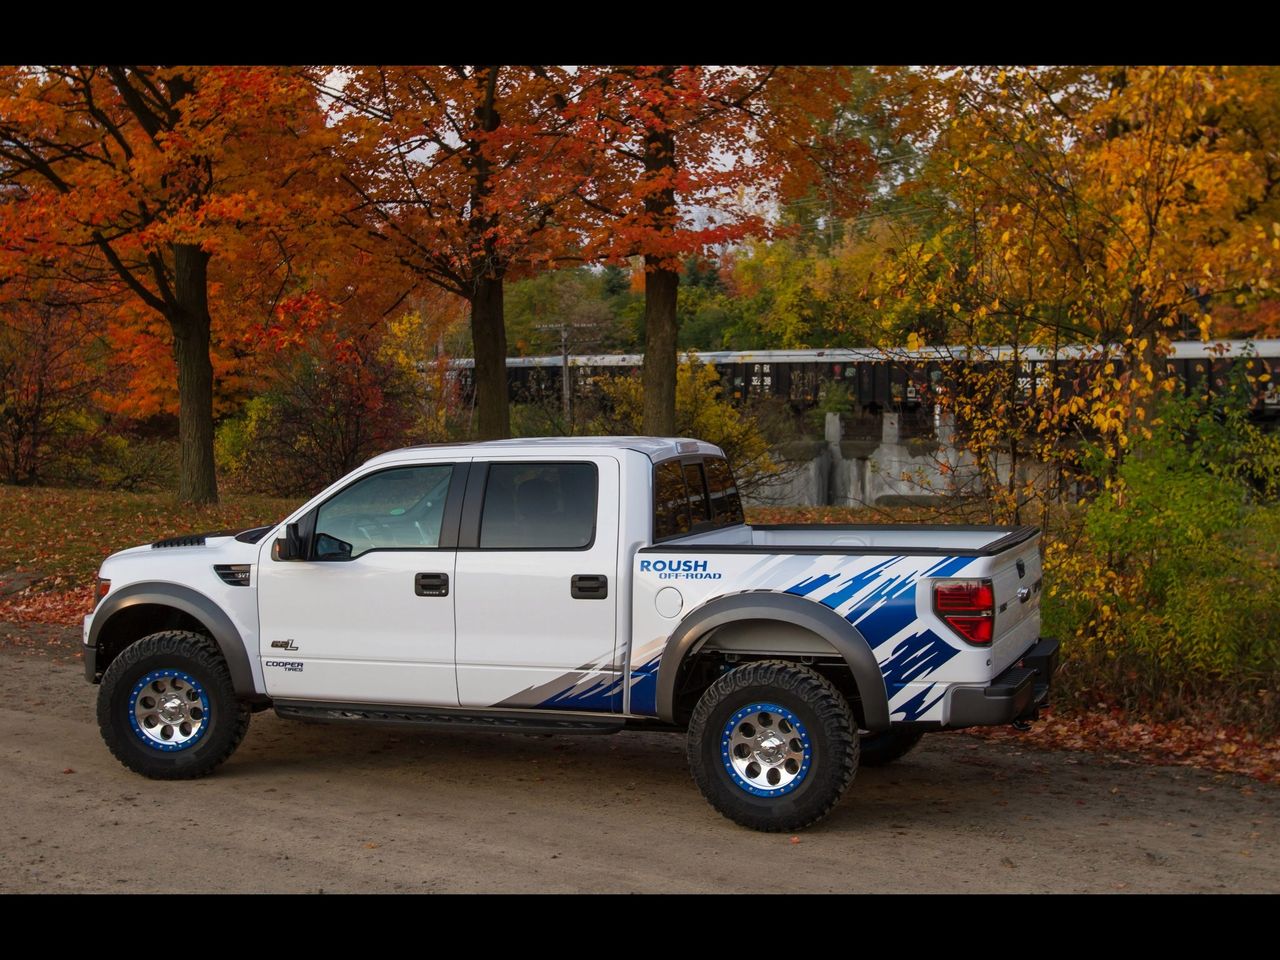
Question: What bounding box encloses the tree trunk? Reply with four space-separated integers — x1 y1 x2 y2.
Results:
170 243 218 504
641 115 678 438
642 260 679 436
471 273 510 440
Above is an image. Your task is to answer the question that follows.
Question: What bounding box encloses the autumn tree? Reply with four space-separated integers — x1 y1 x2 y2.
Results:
0 66 337 502
0 272 113 483
572 65 875 435
880 66 1277 410
842 66 1280 529
327 66 594 441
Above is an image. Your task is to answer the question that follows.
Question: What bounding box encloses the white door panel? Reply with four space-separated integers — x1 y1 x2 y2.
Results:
258 551 457 704
257 461 462 706
455 457 620 710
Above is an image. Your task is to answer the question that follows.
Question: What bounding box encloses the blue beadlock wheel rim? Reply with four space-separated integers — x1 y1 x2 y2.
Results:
128 668 210 752
720 702 812 797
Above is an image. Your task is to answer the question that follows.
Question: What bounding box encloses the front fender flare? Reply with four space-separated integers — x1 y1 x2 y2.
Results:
655 592 890 731
88 582 259 699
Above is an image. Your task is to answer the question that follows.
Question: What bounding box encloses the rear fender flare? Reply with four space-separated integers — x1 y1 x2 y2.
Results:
655 592 890 731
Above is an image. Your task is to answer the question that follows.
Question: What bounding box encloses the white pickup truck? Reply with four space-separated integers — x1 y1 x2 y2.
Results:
83 437 1058 831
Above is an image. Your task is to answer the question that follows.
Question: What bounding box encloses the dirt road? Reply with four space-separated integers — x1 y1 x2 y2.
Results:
0 644 1275 893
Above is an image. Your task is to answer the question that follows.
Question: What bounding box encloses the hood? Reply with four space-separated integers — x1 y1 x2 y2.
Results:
99 525 276 584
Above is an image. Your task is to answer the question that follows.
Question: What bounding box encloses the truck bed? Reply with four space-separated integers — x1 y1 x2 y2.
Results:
733 523 1037 555
629 522 1044 725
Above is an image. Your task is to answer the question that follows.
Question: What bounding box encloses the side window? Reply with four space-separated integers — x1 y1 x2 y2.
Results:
654 459 691 541
479 462 597 550
683 461 711 526
313 464 453 560
704 457 745 526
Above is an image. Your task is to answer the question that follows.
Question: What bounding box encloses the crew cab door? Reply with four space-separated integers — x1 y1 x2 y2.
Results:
454 457 621 711
256 461 467 706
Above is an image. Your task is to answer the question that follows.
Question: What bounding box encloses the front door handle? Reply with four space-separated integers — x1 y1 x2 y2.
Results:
571 574 608 600
415 572 449 597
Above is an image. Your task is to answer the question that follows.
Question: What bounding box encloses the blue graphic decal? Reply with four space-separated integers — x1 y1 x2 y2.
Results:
815 557 900 609
788 555 978 653
785 572 840 597
880 629 961 688
923 555 976 579
844 572 921 645
540 674 623 711
891 683 947 721
628 655 662 716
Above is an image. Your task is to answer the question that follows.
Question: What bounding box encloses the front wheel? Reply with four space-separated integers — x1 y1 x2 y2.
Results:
686 660 858 832
97 630 250 780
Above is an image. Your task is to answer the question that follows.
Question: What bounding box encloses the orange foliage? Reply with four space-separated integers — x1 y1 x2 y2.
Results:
0 67 343 498
570 66 876 269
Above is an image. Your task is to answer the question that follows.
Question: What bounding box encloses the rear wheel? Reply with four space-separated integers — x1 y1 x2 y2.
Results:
858 728 925 767
97 630 250 780
686 660 858 832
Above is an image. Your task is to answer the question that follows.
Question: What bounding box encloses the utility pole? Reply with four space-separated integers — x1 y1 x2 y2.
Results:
559 323 571 423
534 321 574 425
534 319 607 432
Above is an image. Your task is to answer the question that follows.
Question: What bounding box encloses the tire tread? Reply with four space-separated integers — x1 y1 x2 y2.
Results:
687 660 857 832
97 629 250 780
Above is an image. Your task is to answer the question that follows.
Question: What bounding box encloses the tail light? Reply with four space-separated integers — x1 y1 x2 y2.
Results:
933 579 994 645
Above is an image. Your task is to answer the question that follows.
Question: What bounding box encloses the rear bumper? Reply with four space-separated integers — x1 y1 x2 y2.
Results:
946 637 1059 728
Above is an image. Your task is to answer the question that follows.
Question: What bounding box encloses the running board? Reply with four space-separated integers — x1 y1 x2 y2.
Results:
273 700 625 735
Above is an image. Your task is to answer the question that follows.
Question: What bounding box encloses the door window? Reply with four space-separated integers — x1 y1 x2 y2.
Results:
478 462 598 550
313 464 453 559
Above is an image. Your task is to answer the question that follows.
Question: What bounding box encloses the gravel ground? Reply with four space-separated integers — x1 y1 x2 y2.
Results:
0 635 1275 893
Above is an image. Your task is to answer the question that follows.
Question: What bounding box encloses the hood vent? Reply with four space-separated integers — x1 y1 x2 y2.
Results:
152 529 241 549
152 534 208 549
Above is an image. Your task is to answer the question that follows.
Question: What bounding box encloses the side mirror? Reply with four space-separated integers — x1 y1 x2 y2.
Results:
275 522 305 561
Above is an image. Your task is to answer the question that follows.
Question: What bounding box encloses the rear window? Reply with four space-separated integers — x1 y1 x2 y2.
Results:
705 456 744 525
653 456 745 542
654 460 692 541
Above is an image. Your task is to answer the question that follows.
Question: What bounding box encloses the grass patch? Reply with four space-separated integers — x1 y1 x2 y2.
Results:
0 484 299 591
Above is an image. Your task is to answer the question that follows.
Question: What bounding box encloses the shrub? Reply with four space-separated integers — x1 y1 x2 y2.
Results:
1042 382 1280 729
216 338 415 497
590 357 778 494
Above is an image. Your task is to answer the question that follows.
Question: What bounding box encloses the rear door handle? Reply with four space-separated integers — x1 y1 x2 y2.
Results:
571 574 608 600
415 572 449 597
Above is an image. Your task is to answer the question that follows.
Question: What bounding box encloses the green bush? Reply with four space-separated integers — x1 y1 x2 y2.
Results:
215 340 416 497
1042 381 1280 728
35 412 177 492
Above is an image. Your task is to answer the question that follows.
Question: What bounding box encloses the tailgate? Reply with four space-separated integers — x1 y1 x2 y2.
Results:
988 533 1043 675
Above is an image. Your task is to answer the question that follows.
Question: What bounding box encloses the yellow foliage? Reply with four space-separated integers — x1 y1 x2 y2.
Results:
592 358 777 490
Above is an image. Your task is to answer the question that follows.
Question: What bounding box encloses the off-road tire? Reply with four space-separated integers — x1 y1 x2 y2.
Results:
687 660 858 832
97 630 250 780
858 728 925 767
